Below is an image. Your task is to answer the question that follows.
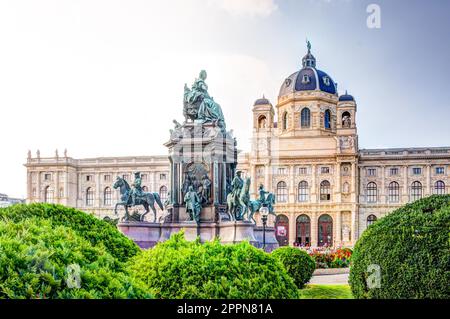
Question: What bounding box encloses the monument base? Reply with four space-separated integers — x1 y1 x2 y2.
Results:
118 222 161 249
253 226 279 252
218 221 258 247
117 221 261 249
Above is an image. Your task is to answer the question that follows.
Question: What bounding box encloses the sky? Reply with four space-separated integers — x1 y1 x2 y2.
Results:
1 0 450 198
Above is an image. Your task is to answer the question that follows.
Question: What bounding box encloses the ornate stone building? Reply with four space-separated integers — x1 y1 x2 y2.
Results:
25 45 450 248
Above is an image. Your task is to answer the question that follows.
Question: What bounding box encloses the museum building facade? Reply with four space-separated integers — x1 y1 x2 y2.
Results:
25 46 450 248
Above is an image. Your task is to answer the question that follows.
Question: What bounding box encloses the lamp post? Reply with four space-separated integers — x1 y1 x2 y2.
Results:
260 206 269 251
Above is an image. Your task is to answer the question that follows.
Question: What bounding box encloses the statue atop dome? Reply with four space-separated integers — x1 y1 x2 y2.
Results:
183 70 226 130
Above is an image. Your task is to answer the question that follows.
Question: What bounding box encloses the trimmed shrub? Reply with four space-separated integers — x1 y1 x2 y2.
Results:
0 217 151 299
0 203 139 262
349 195 450 299
129 232 299 299
272 247 316 288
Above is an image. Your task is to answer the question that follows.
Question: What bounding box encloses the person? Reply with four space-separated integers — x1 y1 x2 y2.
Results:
231 171 244 201
201 174 211 203
185 70 226 129
258 184 269 205
184 186 201 223
130 172 143 206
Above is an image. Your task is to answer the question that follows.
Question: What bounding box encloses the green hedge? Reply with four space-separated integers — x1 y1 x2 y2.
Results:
0 203 139 263
129 232 300 299
272 247 315 288
349 195 450 299
0 217 150 299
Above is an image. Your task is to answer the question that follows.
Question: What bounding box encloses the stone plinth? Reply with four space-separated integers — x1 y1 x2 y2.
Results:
118 222 161 249
160 222 218 243
254 226 279 252
219 221 258 246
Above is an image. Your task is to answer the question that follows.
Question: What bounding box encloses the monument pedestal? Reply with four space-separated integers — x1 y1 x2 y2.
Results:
219 221 258 246
118 222 161 249
253 226 279 252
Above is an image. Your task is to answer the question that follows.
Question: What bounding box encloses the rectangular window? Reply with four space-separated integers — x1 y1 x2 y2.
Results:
298 167 308 175
367 168 376 176
390 168 399 176
321 167 330 174
141 174 148 181
413 168 422 175
44 173 52 181
86 175 93 182
277 168 287 175
122 174 129 181
104 174 111 182
160 173 167 180
436 167 445 175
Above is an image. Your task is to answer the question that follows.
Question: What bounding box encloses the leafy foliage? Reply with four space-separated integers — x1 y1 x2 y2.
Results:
0 203 139 262
349 195 450 299
0 217 150 299
129 232 299 299
271 247 316 288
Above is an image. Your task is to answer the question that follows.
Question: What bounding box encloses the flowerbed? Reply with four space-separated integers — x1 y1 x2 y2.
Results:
306 247 352 269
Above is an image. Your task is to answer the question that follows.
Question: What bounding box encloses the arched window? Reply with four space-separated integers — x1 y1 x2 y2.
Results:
434 180 446 195
44 186 54 203
342 111 351 128
159 186 168 203
411 181 422 201
296 215 311 246
298 181 309 202
86 187 94 206
388 182 400 203
142 186 148 192
318 214 333 247
324 110 331 129
282 112 288 130
104 187 112 206
300 108 311 128
366 182 377 203
258 115 267 129
320 180 331 201
276 181 288 202
367 214 377 226
275 214 289 246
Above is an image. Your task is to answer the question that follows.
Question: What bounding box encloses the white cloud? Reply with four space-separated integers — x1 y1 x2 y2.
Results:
208 0 278 17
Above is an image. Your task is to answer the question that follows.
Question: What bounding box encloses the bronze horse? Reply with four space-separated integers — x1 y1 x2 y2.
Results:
113 176 164 222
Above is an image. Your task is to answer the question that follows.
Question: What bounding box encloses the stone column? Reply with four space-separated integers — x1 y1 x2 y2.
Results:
250 164 256 197
77 172 82 206
36 171 41 202
336 211 342 246
311 164 317 202
96 173 101 207
381 165 385 204
55 171 60 204
351 162 356 202
335 163 341 202
403 166 408 202
351 210 357 244
150 172 156 192
426 164 431 196
65 169 69 206
311 211 318 247
264 164 270 190
289 165 295 203
289 212 296 246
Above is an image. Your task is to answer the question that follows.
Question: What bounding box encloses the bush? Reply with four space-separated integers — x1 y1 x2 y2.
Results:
271 247 315 288
0 217 151 299
0 203 139 262
349 195 450 299
129 232 299 299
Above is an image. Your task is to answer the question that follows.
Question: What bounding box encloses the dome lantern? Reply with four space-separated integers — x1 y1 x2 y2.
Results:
302 40 316 68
